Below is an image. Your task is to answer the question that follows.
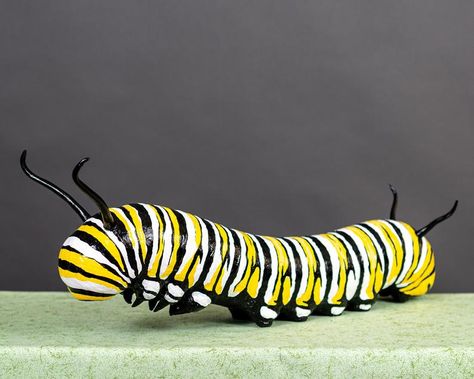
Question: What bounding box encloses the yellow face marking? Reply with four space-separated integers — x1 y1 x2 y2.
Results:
123 205 148 263
77 225 125 272
160 207 181 279
59 248 127 287
147 206 164 278
58 268 122 291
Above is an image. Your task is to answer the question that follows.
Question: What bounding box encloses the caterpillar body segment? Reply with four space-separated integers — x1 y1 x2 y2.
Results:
58 204 436 327
20 150 458 327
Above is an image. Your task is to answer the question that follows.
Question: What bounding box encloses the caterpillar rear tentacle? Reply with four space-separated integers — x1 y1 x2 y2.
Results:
21 151 458 327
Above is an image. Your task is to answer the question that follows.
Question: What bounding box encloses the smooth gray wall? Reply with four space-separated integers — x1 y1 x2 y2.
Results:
1 1 473 292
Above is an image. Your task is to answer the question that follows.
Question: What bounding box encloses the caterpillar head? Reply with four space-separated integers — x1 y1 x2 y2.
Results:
21 151 136 302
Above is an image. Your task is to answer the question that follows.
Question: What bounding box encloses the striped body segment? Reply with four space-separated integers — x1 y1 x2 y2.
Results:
58 203 435 327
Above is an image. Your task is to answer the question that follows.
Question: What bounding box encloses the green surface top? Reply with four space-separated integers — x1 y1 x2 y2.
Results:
1 292 473 378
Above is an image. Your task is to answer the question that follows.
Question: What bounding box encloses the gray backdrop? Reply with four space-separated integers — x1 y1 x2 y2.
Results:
1 1 473 292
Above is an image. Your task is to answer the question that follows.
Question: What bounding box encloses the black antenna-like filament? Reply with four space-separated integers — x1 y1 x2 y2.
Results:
417 201 458 237
389 184 398 220
72 157 114 228
20 150 90 221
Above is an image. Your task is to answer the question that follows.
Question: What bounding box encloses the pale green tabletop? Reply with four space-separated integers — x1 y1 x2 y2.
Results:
0 292 473 378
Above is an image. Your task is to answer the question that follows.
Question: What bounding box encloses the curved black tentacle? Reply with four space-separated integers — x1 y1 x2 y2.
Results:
416 200 459 237
388 184 398 220
20 150 90 221
72 157 114 228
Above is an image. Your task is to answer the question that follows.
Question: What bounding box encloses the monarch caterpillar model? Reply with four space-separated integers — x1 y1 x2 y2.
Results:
21 151 458 327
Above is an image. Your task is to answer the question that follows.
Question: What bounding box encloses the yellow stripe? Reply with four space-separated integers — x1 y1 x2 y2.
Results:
403 271 435 296
59 248 127 287
160 207 181 279
77 225 125 272
282 276 292 305
313 277 322 305
58 268 122 291
175 213 202 282
123 205 148 263
247 267 260 298
346 226 378 299
401 244 435 293
324 234 348 305
68 288 113 301
265 237 289 306
405 240 433 286
147 206 164 278
187 256 201 287
292 237 316 307
234 233 256 294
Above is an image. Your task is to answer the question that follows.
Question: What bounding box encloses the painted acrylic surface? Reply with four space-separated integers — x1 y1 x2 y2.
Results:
20 151 457 327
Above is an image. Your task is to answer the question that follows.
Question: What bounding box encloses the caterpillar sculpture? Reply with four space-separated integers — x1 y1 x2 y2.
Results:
20 150 457 327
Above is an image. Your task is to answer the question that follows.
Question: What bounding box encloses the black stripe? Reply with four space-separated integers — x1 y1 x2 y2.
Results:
72 227 124 276
254 235 272 302
110 210 139 278
386 221 407 283
221 229 242 294
329 231 364 301
358 223 390 289
329 232 357 298
306 236 333 304
68 288 114 298
132 203 154 268
192 218 217 290
282 237 302 305
212 224 232 293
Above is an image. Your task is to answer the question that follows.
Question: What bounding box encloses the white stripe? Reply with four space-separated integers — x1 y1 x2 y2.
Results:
380 220 405 283
304 237 327 302
340 229 371 301
331 232 360 301
260 306 277 319
63 236 127 281
364 222 394 288
413 238 428 276
88 218 133 281
192 291 211 307
395 222 415 285
168 283 184 298
142 279 160 294
204 222 222 286
262 237 279 304
228 231 248 297
112 208 142 274
142 204 160 274
175 211 199 277
279 238 296 298
287 238 309 302
314 236 340 304
295 307 311 318
62 277 118 295
158 207 174 278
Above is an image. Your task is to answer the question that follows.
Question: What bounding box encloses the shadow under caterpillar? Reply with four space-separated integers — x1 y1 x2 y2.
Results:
21 151 457 327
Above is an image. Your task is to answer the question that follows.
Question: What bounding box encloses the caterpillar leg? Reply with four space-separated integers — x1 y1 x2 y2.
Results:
254 306 280 327
312 303 347 316
347 301 375 311
170 291 212 316
277 307 311 322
